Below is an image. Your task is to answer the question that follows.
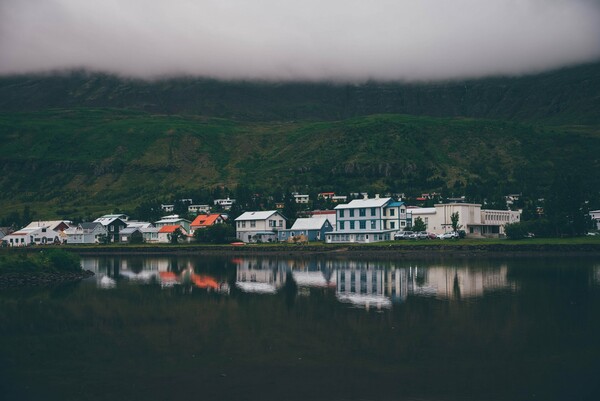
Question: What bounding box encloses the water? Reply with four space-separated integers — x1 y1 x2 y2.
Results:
1 255 600 401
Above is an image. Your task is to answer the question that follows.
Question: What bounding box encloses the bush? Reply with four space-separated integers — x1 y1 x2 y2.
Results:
505 222 527 240
194 224 236 244
44 249 82 272
0 249 81 274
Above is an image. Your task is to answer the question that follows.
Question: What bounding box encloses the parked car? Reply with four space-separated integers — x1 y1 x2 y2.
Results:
394 231 413 240
427 232 438 239
417 231 430 240
408 232 419 240
438 231 458 239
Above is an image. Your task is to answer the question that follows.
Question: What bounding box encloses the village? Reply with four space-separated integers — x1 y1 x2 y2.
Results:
1 190 558 247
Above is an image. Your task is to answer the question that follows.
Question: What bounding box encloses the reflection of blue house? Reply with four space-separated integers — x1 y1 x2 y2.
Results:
277 217 333 242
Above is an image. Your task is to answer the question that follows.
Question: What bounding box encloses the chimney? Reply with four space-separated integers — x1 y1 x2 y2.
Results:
375 194 380 199
363 193 369 199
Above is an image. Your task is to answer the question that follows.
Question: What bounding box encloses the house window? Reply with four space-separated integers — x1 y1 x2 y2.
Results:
401 221 406 227
339 210 345 218
279 220 283 227
242 221 246 228
359 221 366 229
400 208 405 214
350 221 355 230
250 221 256 228
371 220 376 229
339 221 345 230
349 209 355 217
391 222 395 229
371 208 376 216
390 209 395 216
359 208 366 217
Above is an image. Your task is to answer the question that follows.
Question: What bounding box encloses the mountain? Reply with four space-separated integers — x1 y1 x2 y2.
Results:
1 63 599 219
1 62 599 124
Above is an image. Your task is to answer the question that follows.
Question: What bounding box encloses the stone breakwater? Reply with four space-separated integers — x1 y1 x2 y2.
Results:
0 270 95 289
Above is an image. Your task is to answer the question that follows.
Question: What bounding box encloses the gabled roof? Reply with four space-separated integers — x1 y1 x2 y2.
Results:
155 216 191 224
235 210 285 221
191 213 223 228
159 225 184 233
290 217 330 231
387 201 405 207
141 227 160 233
334 197 392 210
120 227 142 235
94 216 127 226
24 220 71 231
80 222 103 230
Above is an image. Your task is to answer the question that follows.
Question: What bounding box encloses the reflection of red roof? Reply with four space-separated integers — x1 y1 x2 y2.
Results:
159 225 181 233
191 274 218 289
191 214 222 228
159 272 178 281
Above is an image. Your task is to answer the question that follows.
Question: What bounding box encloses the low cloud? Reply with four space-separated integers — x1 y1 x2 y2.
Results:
1 0 599 81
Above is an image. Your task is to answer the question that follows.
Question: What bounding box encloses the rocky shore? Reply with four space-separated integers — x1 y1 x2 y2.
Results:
0 270 95 289
51 242 600 258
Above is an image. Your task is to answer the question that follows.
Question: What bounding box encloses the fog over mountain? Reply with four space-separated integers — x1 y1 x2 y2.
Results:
1 0 600 81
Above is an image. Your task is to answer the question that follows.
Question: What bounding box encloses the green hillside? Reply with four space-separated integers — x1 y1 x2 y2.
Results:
1 108 598 219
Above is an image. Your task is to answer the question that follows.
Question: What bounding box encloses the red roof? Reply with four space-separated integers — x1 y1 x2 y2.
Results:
159 225 182 233
190 213 222 228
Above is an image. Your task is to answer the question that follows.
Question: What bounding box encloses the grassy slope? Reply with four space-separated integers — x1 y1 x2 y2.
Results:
1 109 599 218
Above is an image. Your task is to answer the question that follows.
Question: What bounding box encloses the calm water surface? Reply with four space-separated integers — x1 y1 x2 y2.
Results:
1 255 600 401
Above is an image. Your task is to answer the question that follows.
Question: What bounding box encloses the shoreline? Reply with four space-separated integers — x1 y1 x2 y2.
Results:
3 241 600 258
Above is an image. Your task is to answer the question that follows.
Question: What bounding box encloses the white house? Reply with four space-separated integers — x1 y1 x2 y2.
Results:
325 195 409 244
3 220 71 247
293 194 310 204
64 222 107 244
188 204 211 214
141 227 160 243
235 210 287 243
590 210 600 230
214 198 236 210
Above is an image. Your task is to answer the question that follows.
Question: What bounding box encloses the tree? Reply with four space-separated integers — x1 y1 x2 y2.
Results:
504 222 527 240
169 228 183 244
413 217 426 232
194 224 236 244
450 212 462 233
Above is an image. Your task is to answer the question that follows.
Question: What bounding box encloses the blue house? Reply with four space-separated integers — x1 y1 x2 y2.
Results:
278 217 333 242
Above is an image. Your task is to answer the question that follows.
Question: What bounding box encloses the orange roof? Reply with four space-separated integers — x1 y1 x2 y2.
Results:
191 213 222 228
159 225 182 233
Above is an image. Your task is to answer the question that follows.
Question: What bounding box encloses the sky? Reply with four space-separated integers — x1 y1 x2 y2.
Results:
1 0 600 82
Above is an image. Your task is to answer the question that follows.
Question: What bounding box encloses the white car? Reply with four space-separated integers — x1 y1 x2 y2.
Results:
438 232 458 239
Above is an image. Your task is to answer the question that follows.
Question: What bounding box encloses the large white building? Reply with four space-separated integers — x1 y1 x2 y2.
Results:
325 195 410 244
410 203 521 237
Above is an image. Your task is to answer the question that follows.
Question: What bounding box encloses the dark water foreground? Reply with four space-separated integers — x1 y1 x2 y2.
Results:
1 255 599 401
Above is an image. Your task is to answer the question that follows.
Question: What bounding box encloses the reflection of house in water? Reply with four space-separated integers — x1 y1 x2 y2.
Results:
335 266 392 309
81 257 228 292
235 258 288 294
412 266 512 300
